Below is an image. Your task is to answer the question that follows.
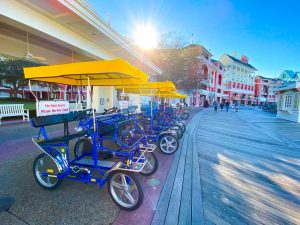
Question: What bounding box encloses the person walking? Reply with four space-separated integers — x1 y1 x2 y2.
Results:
203 99 209 110
235 100 240 112
213 99 219 112
225 100 230 112
220 101 224 111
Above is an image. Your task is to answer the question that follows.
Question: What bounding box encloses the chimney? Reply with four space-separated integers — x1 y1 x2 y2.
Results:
232 51 237 57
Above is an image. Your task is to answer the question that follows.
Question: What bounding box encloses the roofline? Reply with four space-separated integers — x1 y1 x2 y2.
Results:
224 54 257 71
58 0 162 75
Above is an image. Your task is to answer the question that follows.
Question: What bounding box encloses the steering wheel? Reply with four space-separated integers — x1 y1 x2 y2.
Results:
103 107 118 115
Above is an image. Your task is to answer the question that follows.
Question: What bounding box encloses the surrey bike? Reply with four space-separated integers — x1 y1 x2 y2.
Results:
73 107 158 176
24 59 157 211
31 109 146 210
135 106 180 155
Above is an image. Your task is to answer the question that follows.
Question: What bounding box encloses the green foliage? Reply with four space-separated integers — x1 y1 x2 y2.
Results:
0 56 40 97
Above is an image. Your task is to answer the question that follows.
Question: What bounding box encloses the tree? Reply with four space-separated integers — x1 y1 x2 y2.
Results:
0 56 40 98
152 32 209 94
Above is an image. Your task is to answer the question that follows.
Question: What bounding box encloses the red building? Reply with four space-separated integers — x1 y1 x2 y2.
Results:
254 75 282 104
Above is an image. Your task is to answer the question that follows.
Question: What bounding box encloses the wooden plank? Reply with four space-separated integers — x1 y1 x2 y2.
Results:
204 209 231 225
178 135 193 225
191 134 205 225
201 165 300 219
195 141 300 183
199 156 300 206
198 149 300 196
151 135 184 225
202 179 297 225
164 135 188 225
196 133 300 161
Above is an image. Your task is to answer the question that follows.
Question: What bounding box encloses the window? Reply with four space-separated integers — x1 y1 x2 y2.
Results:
284 95 292 109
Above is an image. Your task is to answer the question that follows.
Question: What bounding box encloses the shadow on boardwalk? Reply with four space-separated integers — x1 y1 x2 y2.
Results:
151 108 300 225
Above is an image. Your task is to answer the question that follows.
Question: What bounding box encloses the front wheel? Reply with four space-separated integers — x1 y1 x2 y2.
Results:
140 152 158 176
107 171 144 211
33 153 62 190
157 134 178 154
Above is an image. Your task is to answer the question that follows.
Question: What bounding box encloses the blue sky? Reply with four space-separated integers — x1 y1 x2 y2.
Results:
89 0 300 78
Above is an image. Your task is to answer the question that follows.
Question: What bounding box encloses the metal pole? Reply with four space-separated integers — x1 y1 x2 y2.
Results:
29 80 39 117
87 76 96 130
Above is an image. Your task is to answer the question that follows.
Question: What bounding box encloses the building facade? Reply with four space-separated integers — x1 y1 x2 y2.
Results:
254 76 282 104
183 45 227 106
276 82 300 122
220 54 256 105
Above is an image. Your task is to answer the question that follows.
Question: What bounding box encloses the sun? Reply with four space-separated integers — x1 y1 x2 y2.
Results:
133 24 158 50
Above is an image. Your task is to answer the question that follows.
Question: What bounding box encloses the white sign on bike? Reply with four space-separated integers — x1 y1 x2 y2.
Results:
119 101 129 109
38 101 70 116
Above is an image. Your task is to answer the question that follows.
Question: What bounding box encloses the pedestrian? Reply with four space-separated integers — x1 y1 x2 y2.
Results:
213 99 219 112
203 99 209 110
235 100 240 112
225 100 230 112
220 102 224 111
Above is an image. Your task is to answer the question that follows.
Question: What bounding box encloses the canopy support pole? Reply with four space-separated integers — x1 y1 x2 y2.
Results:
29 80 39 117
150 89 153 118
87 76 96 130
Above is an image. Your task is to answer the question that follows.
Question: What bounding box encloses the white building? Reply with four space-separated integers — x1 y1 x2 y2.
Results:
220 54 257 105
276 82 300 123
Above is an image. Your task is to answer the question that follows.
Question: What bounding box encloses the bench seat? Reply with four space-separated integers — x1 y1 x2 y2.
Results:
0 104 29 125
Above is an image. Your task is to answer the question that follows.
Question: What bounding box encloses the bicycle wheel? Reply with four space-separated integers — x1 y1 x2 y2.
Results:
173 125 183 139
157 134 178 154
181 112 189 120
74 138 93 158
33 153 62 190
107 170 144 211
140 152 158 176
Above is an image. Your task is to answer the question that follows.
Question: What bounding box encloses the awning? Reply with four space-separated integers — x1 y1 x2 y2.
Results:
24 59 148 86
140 91 187 99
115 81 175 92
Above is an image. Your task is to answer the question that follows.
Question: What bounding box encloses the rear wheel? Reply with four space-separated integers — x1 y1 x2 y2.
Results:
140 152 158 176
33 153 62 190
107 170 143 211
74 138 93 158
158 134 178 154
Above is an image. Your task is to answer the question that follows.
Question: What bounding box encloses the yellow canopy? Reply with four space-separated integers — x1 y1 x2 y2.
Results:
24 59 148 86
140 91 187 99
115 81 175 92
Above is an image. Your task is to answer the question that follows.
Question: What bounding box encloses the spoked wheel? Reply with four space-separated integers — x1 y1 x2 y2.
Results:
158 134 178 154
33 153 62 190
181 112 189 120
74 138 93 158
107 171 144 211
173 125 183 139
140 152 158 176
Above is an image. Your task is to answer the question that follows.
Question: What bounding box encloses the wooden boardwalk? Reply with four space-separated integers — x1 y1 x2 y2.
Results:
151 109 300 225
